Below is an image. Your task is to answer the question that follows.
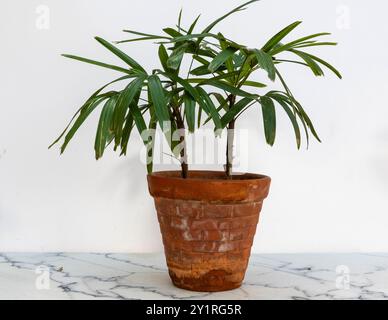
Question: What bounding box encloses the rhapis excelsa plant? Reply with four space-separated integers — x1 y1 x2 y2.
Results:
50 0 341 179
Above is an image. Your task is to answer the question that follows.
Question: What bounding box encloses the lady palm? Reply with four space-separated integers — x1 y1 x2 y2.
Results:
50 0 341 178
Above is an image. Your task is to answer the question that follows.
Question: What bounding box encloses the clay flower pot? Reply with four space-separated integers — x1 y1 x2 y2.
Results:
147 170 271 292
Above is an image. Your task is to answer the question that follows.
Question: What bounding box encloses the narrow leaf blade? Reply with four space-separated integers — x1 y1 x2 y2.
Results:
61 54 133 74
268 92 301 148
95 96 117 159
221 97 254 127
95 36 146 73
201 0 260 34
253 49 276 81
262 21 302 53
184 95 196 133
148 75 171 129
260 96 276 146
208 47 238 73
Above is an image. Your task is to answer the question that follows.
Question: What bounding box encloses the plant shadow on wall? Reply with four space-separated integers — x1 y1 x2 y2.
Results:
49 0 341 292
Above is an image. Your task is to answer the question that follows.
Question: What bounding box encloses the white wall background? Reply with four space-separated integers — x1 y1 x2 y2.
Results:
0 0 387 253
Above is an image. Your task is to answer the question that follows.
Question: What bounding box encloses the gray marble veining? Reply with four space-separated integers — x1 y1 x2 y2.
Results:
0 253 387 300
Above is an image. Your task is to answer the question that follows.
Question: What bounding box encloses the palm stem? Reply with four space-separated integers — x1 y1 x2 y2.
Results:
225 94 236 178
172 105 188 178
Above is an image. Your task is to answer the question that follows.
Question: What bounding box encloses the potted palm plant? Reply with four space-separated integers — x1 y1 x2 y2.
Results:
50 0 341 292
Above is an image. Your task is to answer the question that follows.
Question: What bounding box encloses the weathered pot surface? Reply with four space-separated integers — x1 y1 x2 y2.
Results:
147 170 271 292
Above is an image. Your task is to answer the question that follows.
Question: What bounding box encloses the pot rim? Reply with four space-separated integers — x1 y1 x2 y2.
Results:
147 170 271 183
148 171 271 206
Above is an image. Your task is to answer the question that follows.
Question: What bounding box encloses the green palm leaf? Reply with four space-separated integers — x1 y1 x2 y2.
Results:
167 43 190 70
49 75 133 149
202 80 257 98
188 15 201 34
208 47 238 73
158 44 170 72
122 29 169 39
253 49 276 81
61 54 134 74
95 36 146 73
148 75 171 129
267 92 301 149
259 96 276 146
196 87 222 130
242 80 267 88
262 21 302 53
293 50 342 79
289 49 324 76
95 96 117 159
201 0 260 34
60 93 115 153
184 95 196 133
163 27 183 38
269 32 331 55
221 97 255 127
119 113 134 156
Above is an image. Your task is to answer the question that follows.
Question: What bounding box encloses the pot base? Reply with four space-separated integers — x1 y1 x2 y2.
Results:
169 270 242 292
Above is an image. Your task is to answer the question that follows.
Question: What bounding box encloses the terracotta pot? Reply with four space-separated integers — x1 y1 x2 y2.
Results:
147 170 271 292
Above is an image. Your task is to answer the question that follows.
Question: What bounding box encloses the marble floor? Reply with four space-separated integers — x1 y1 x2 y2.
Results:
0 253 387 300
